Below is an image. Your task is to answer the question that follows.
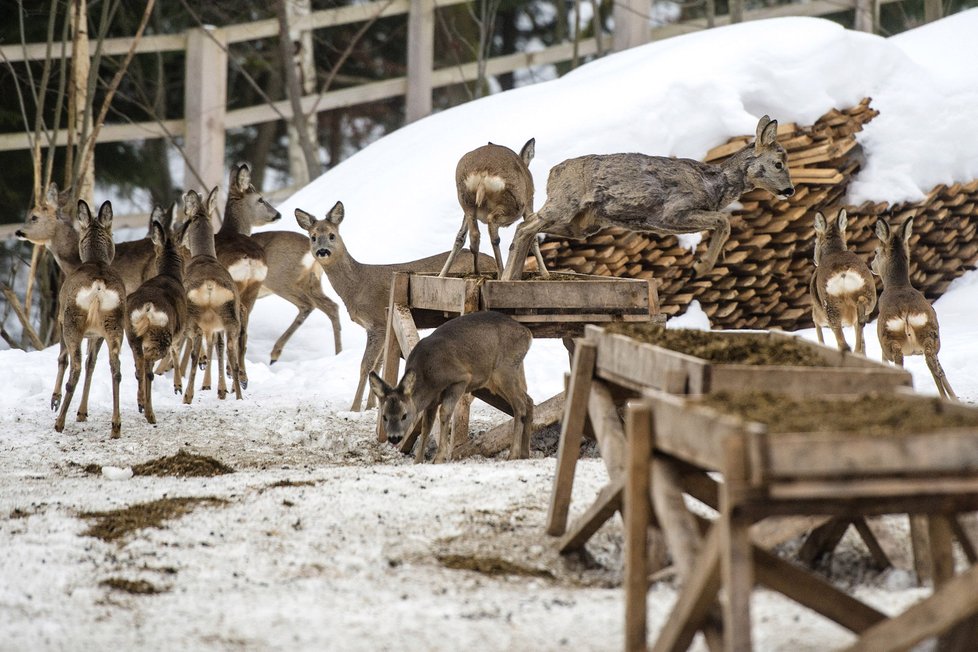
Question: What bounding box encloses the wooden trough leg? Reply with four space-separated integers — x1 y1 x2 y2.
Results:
720 435 753 652
625 401 652 652
546 340 596 536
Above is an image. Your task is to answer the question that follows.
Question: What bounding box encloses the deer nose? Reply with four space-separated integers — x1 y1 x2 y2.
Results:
272 211 282 222
316 248 330 258
14 229 25 238
387 434 402 445
781 187 795 197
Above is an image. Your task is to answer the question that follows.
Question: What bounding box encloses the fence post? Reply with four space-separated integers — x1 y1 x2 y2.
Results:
184 26 228 199
729 0 744 23
924 0 942 22
405 0 434 123
613 0 649 52
854 0 879 33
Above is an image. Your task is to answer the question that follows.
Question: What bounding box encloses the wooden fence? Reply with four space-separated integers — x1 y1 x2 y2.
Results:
0 0 926 239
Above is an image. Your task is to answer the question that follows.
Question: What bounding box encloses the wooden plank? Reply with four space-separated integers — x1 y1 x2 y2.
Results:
797 518 851 567
482 277 649 312
625 402 653 652
767 478 978 502
546 341 597 536
720 434 754 652
588 379 627 480
454 391 564 459
559 477 624 553
407 274 469 313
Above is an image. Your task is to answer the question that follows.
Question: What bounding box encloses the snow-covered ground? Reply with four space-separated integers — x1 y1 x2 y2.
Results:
3 11 978 651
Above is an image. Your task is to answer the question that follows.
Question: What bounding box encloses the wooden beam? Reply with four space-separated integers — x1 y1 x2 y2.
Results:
559 477 623 553
405 0 434 123
625 402 653 652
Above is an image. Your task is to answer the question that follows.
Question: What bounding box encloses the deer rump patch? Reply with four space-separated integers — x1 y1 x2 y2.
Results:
464 172 506 206
824 271 867 296
227 258 268 284
75 281 121 312
187 281 235 308
130 303 169 337
885 313 930 355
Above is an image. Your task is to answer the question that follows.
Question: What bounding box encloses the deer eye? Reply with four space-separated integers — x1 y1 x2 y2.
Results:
329 234 336 241
30 215 38 222
774 161 784 170
400 414 406 421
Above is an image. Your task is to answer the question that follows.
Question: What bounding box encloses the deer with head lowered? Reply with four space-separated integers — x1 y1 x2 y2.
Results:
439 138 547 278
501 115 794 280
180 188 243 403
810 208 876 354
54 200 126 438
125 210 188 423
872 217 956 399
295 202 496 411
368 311 534 463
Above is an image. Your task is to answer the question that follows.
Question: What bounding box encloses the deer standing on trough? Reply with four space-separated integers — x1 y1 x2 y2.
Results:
810 208 876 354
53 200 126 438
872 218 956 399
124 210 188 424
439 139 547 279
368 310 534 463
295 202 496 411
19 184 159 423
180 188 243 403
501 115 794 280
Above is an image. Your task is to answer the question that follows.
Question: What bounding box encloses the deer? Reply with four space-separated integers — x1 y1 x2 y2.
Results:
872 217 956 400
53 200 126 438
295 201 496 412
368 310 534 463
810 208 877 354
179 187 243 403
438 139 547 279
500 115 794 280
124 210 188 424
19 183 159 423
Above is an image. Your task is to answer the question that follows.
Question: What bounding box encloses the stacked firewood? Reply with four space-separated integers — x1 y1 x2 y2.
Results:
532 99 978 330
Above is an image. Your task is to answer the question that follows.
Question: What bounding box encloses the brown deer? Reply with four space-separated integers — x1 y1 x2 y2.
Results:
872 218 956 399
179 188 243 403
368 311 534 463
439 139 547 279
53 200 126 438
124 210 188 423
501 115 794 280
295 202 495 411
810 208 876 354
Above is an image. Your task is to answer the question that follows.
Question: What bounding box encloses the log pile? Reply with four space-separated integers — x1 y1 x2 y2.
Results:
531 99 978 331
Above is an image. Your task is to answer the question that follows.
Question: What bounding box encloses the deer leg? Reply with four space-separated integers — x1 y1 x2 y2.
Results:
466 217 481 276
201 335 213 391
132 344 146 414
925 351 957 401
221 303 243 400
216 332 228 400
76 337 103 422
183 332 202 404
502 212 547 281
52 338 69 411
235 289 261 390
814 325 825 345
494 365 534 460
271 306 312 364
54 344 83 433
434 384 466 464
108 337 123 438
530 238 550 279
675 210 730 277
488 222 505 277
169 340 183 396
314 293 343 355
438 218 470 277
140 349 155 425
414 405 438 464
352 329 386 412
854 301 868 355
823 303 851 353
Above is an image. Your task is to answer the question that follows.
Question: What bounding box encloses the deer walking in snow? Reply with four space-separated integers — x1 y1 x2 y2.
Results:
54 200 126 438
125 211 188 424
501 115 794 280
295 202 495 411
439 139 547 279
810 209 876 354
368 311 534 463
872 218 956 399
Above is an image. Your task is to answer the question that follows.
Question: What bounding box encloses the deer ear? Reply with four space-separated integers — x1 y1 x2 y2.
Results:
875 219 890 242
400 369 417 397
326 201 344 225
754 115 771 150
150 220 166 248
294 208 316 232
368 371 391 399
45 183 59 207
97 200 113 228
837 209 848 232
206 186 220 216
760 119 778 148
901 218 914 243
183 190 200 216
77 200 93 228
234 163 251 192
813 212 826 234
520 138 535 166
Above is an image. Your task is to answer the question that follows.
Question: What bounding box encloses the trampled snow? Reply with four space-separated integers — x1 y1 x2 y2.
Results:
2 12 977 651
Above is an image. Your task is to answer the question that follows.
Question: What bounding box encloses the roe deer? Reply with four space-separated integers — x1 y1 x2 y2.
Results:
295 202 496 411
501 115 794 280
54 200 126 438
810 208 876 354
439 139 547 279
124 210 188 423
872 218 956 399
180 188 243 403
368 310 534 463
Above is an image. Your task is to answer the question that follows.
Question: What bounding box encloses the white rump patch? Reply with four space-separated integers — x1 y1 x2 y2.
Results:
301 252 316 270
885 317 906 332
75 281 121 312
228 258 268 283
907 313 929 328
464 172 506 195
130 303 169 329
187 282 235 307
825 271 865 296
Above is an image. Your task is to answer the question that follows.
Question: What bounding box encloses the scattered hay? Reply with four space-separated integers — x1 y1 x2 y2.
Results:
100 578 163 595
266 479 316 488
81 496 227 542
132 450 234 477
700 392 978 435
437 553 555 579
603 324 825 367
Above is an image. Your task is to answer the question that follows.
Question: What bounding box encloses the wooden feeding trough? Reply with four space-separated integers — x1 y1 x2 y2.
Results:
546 323 913 551
629 389 978 652
375 272 662 457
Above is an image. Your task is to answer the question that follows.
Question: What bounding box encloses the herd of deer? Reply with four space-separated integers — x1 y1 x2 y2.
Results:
15 114 956 456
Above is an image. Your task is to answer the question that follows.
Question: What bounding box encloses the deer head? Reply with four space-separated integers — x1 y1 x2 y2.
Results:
227 163 281 228
745 115 793 198
76 200 115 265
181 187 221 257
295 201 345 269
368 370 419 444
871 217 913 280
16 182 71 244
813 208 848 266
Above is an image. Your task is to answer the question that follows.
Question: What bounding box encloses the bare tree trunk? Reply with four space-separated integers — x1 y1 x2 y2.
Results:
285 0 318 187
70 0 95 206
276 0 321 183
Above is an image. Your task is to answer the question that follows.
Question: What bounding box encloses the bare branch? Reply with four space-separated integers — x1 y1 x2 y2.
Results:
276 0 321 179
1 283 44 351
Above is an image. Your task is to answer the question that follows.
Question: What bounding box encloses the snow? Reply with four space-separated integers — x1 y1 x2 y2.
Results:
3 12 978 651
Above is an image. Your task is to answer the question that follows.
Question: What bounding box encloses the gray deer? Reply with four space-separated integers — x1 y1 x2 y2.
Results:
872 218 956 399
54 200 127 438
501 115 794 280
810 208 877 354
368 311 534 463
439 139 547 278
